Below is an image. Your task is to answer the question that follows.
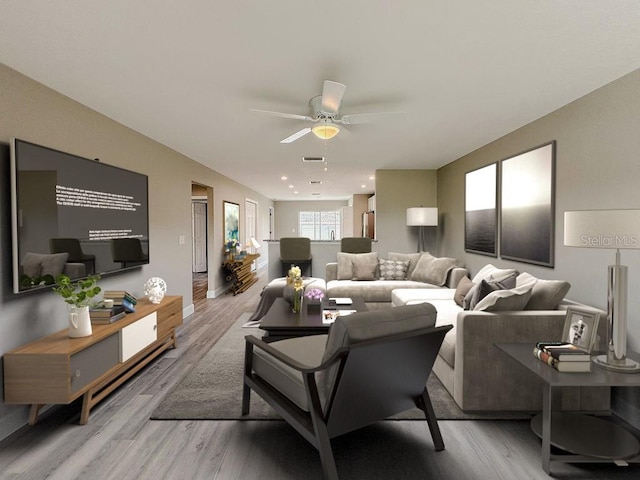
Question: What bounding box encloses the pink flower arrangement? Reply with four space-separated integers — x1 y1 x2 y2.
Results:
304 288 325 302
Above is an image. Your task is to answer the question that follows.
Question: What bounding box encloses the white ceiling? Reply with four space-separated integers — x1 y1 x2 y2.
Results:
1 1 639 201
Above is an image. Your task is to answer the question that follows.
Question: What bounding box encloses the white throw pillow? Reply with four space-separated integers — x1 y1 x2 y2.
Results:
472 264 518 284
517 272 571 310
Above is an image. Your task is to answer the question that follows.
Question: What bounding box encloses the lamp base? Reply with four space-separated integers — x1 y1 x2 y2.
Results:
593 354 640 373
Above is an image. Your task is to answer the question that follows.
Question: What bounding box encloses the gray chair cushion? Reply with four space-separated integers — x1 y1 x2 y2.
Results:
252 335 328 412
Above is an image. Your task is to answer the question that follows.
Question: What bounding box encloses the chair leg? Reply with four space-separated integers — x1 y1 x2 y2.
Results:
418 388 445 451
305 373 338 480
242 341 254 415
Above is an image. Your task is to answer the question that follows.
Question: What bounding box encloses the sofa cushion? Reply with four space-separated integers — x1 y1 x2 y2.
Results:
352 258 378 281
337 252 378 280
378 258 409 280
471 264 518 284
454 276 474 307
517 272 571 310
388 252 422 278
328 279 439 303
410 252 459 286
473 280 535 312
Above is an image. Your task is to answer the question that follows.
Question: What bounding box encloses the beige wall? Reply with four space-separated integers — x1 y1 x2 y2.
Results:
0 62 273 437
437 68 640 426
375 169 438 255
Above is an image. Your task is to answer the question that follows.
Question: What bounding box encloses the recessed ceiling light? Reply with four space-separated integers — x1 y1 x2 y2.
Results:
361 184 366 188
294 190 299 194
288 184 294 189
281 176 288 181
369 175 375 180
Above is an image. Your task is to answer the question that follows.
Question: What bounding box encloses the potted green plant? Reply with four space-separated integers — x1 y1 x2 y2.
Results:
53 274 101 338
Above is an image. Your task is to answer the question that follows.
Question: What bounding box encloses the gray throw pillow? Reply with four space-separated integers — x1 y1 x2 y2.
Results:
517 272 571 310
410 252 459 286
378 258 409 280
352 259 378 281
336 252 378 280
454 276 474 307
463 273 517 310
473 280 535 312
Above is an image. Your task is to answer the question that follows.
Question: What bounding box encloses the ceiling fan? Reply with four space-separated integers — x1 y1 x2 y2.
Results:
251 80 402 143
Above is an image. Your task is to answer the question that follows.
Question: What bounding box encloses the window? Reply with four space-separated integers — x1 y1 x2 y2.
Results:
299 211 341 240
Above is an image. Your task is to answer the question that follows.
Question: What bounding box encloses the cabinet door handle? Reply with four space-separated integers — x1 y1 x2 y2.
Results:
75 370 81 378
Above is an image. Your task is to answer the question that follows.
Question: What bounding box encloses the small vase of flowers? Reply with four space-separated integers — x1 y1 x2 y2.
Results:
284 265 304 313
305 288 324 313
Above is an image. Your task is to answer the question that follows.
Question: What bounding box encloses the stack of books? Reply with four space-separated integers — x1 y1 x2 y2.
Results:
103 290 138 313
89 305 127 324
533 341 592 372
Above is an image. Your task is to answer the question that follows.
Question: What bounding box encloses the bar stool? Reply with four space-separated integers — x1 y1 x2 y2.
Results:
340 237 372 253
280 237 312 277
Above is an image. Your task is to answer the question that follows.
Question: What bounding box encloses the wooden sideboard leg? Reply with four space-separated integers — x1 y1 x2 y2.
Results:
29 404 43 425
80 391 93 425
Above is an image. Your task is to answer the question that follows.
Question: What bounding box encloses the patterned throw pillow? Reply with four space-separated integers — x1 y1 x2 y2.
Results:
378 258 410 280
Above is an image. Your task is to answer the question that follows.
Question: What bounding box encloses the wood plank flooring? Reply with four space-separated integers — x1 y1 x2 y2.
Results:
0 271 638 479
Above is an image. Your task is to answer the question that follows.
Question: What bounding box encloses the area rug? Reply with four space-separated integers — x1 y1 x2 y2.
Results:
151 313 532 421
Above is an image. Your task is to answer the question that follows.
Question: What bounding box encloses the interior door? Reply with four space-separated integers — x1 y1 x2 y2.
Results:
192 201 207 273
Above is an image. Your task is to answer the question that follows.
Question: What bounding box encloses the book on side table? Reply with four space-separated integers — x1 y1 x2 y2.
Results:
533 341 592 372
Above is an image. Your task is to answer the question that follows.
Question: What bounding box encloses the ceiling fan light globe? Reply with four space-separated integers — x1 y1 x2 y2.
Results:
312 123 340 140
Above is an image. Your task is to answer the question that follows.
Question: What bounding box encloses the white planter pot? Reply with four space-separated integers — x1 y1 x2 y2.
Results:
68 305 92 338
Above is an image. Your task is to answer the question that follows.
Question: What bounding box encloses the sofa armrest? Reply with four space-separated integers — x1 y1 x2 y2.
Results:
326 262 338 282
454 310 567 411
445 267 468 288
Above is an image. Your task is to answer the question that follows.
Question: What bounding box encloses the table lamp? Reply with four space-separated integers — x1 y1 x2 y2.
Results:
564 209 640 372
406 207 438 253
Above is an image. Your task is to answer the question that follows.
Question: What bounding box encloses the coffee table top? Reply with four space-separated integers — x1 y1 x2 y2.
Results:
260 297 367 335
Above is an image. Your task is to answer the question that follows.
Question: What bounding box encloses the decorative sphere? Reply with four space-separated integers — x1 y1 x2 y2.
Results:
144 277 167 304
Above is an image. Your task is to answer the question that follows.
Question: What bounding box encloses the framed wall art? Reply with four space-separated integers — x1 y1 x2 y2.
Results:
465 162 497 256
500 141 556 267
223 200 240 243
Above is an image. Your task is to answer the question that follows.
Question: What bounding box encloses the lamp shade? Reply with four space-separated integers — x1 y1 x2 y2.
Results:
406 207 438 227
249 237 261 249
564 210 640 249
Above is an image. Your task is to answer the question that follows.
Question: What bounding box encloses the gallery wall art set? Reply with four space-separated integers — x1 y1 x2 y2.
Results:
464 141 556 267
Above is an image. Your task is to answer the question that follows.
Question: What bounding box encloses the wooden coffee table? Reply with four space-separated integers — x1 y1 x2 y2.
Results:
260 297 367 342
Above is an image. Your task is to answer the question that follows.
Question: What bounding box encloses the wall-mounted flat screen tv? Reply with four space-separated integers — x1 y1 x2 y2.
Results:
10 138 149 293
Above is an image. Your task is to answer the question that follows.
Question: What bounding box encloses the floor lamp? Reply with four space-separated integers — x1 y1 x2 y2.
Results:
564 209 640 373
406 207 438 253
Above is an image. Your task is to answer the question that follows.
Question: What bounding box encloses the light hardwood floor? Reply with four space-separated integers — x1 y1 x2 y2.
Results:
1 271 638 479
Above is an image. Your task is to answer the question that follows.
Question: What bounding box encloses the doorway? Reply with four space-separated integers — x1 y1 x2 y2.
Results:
245 198 258 271
192 183 213 302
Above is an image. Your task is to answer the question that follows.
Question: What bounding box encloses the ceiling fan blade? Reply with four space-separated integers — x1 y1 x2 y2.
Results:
280 128 312 144
250 109 313 121
339 111 404 125
321 81 346 115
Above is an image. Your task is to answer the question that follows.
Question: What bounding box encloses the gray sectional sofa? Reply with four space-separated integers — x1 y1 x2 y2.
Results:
391 265 610 412
324 251 468 309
